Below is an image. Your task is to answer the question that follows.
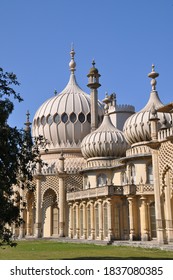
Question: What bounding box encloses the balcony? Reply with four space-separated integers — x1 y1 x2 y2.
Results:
158 126 173 141
66 183 154 201
67 185 123 201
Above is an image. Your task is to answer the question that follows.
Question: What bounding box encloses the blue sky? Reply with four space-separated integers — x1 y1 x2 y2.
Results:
1 0 173 129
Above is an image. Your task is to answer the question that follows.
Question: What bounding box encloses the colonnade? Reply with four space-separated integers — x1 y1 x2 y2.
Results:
68 199 113 241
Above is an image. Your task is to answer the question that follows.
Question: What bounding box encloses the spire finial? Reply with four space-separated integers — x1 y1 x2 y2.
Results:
69 44 76 73
148 64 159 91
24 110 31 132
102 92 110 114
92 59 95 67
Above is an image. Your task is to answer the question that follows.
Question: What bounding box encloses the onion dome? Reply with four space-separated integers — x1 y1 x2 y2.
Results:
32 48 104 151
123 65 171 145
81 95 128 158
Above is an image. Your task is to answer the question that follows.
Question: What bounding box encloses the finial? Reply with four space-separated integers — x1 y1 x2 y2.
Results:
24 110 31 132
102 92 110 114
148 64 159 91
69 44 76 73
92 59 95 68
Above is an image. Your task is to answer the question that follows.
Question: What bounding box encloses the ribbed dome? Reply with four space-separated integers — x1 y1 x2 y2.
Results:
32 50 104 151
123 66 171 145
81 113 128 158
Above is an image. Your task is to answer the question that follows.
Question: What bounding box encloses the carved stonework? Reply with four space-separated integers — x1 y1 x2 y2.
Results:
159 141 173 189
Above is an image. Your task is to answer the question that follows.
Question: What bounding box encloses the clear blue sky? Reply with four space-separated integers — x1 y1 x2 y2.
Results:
1 0 173 129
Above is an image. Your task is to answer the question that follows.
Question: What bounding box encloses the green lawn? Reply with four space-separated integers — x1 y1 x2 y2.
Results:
0 240 173 260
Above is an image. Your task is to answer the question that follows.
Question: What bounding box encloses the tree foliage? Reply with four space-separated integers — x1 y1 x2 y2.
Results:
0 67 46 246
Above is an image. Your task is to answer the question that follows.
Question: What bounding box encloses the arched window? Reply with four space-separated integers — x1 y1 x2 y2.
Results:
147 164 153 184
83 176 90 189
97 173 107 187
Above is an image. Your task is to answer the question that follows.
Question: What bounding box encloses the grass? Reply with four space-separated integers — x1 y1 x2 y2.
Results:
0 240 173 260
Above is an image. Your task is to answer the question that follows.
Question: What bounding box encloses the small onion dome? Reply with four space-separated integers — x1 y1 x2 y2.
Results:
87 60 100 76
81 113 128 158
123 65 171 145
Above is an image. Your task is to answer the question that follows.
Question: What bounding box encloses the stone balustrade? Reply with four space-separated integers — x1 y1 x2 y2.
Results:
67 185 123 201
67 183 154 201
158 126 173 141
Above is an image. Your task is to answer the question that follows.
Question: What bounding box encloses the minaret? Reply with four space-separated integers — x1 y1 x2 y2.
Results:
87 60 101 132
24 110 32 148
24 110 32 133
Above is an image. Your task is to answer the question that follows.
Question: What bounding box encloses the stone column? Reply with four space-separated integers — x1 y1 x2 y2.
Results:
59 174 66 237
98 200 103 240
34 173 43 238
107 199 113 241
83 202 87 239
152 149 166 244
140 196 149 241
75 202 79 239
164 172 173 242
68 203 73 238
127 196 135 240
19 181 25 238
149 108 166 244
26 207 30 236
122 200 129 240
90 201 95 239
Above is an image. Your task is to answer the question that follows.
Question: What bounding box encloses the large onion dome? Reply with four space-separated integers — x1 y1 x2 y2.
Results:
32 49 104 151
81 98 128 158
123 65 171 145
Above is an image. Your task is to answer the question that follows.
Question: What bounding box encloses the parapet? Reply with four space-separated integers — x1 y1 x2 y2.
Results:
115 104 135 113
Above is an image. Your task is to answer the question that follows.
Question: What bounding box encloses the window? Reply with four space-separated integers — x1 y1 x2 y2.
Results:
37 117 41 126
147 164 153 184
83 176 90 189
121 171 127 185
87 113 91 123
61 113 68 123
41 116 46 125
129 164 136 184
54 113 60 124
47 115 53 125
70 112 77 123
78 112 85 123
97 173 107 187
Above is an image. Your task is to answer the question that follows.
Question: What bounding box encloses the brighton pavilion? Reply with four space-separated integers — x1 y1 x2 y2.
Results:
12 48 173 245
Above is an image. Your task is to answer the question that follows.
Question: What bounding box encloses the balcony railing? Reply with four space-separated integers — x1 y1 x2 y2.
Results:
158 126 173 141
67 183 154 201
67 185 123 201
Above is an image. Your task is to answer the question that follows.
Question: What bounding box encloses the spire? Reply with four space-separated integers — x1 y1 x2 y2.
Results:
87 60 101 132
24 110 31 132
148 64 159 91
69 44 76 73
